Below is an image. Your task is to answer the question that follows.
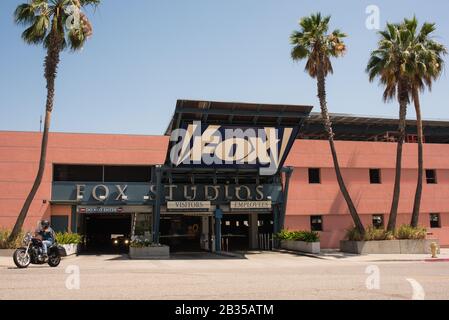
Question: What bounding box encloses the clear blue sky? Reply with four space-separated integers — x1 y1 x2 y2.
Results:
1 0 448 135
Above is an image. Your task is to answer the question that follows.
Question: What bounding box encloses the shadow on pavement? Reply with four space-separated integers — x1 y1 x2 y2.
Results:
77 251 248 261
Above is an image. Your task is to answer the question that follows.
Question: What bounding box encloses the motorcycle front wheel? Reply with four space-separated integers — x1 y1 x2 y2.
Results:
48 254 61 267
13 248 31 268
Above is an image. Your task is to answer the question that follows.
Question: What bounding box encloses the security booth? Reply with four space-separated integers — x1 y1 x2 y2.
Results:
156 99 312 252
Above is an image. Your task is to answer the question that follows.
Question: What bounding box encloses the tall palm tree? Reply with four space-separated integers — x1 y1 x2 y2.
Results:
400 18 447 227
367 23 413 232
8 0 99 242
290 13 365 234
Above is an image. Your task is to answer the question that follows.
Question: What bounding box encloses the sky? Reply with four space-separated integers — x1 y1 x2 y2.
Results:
0 0 448 135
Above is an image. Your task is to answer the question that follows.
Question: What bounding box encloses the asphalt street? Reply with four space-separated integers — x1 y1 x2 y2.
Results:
1 251 448 300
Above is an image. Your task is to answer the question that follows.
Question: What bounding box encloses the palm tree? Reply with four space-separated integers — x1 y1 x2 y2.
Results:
400 18 447 227
290 13 365 234
8 0 99 242
367 23 413 232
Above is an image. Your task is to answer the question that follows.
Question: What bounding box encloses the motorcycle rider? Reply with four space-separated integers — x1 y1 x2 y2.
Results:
35 220 55 259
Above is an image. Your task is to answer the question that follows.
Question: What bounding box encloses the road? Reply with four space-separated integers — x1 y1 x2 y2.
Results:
1 251 448 300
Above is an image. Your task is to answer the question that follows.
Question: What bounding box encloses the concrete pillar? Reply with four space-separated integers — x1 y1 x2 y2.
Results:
214 208 223 252
249 213 259 249
201 216 209 250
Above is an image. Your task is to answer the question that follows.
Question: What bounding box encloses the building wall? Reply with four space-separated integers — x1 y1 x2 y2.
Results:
284 140 449 248
0 131 448 249
0 131 169 231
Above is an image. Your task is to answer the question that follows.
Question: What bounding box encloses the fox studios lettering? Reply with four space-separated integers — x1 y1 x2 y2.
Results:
169 121 298 175
74 183 275 203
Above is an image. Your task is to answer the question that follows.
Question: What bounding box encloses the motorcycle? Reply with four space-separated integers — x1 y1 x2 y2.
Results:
13 232 61 268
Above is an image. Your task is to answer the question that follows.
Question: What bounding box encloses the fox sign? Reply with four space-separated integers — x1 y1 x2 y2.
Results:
169 121 298 175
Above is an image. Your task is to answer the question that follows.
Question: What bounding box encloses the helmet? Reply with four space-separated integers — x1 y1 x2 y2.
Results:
40 220 50 228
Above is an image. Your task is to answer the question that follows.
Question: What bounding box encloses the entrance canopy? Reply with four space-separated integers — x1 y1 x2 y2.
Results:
165 99 313 135
164 100 313 177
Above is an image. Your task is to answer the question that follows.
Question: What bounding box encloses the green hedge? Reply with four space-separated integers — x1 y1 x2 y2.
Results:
55 232 82 244
275 229 320 243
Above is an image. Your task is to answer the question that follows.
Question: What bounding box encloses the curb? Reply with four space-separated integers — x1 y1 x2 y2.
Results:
424 258 449 262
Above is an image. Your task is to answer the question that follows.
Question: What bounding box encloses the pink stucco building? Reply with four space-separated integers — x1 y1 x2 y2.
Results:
1 101 447 251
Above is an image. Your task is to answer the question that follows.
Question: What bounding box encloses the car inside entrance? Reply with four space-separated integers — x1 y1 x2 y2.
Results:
82 214 132 253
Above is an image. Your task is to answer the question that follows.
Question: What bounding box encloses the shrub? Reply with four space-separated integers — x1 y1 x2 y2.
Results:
0 229 25 249
129 238 154 247
346 225 426 241
345 227 364 241
55 232 82 244
395 225 426 240
274 229 295 241
275 230 320 243
363 226 394 241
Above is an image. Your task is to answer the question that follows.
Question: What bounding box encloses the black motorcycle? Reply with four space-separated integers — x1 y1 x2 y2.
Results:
13 232 61 268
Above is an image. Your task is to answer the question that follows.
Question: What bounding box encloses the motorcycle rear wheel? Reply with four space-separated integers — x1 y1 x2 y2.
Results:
13 248 31 268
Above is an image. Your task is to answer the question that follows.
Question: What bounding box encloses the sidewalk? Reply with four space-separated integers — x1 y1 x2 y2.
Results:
275 248 449 263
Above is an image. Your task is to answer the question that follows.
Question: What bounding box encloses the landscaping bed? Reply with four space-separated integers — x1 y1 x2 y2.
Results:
340 225 440 254
128 239 169 259
276 230 320 254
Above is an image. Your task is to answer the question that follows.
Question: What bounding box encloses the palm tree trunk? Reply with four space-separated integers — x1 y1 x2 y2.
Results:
387 84 408 232
317 68 365 235
411 88 423 227
8 30 61 242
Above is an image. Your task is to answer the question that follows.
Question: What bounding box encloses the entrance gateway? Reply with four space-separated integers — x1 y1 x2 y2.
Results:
50 100 312 253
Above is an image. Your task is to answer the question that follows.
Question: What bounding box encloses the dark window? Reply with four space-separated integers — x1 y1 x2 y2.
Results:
308 168 321 184
310 215 323 231
369 169 381 184
104 166 151 182
53 164 152 182
51 215 68 233
53 165 102 182
430 213 441 228
372 214 384 228
426 169 437 184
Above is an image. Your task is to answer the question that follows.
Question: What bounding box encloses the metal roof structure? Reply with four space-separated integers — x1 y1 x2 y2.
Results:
301 112 449 143
164 100 449 143
165 99 313 135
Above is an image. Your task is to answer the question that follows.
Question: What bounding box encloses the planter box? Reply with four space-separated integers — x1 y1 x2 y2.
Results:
280 240 320 254
129 245 170 259
58 244 79 256
340 239 440 254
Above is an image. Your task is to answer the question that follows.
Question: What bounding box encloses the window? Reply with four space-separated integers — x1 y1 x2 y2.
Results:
308 168 321 184
369 169 381 184
310 215 323 231
53 164 152 182
104 166 151 182
426 169 437 184
430 213 441 228
372 214 384 228
53 165 102 182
